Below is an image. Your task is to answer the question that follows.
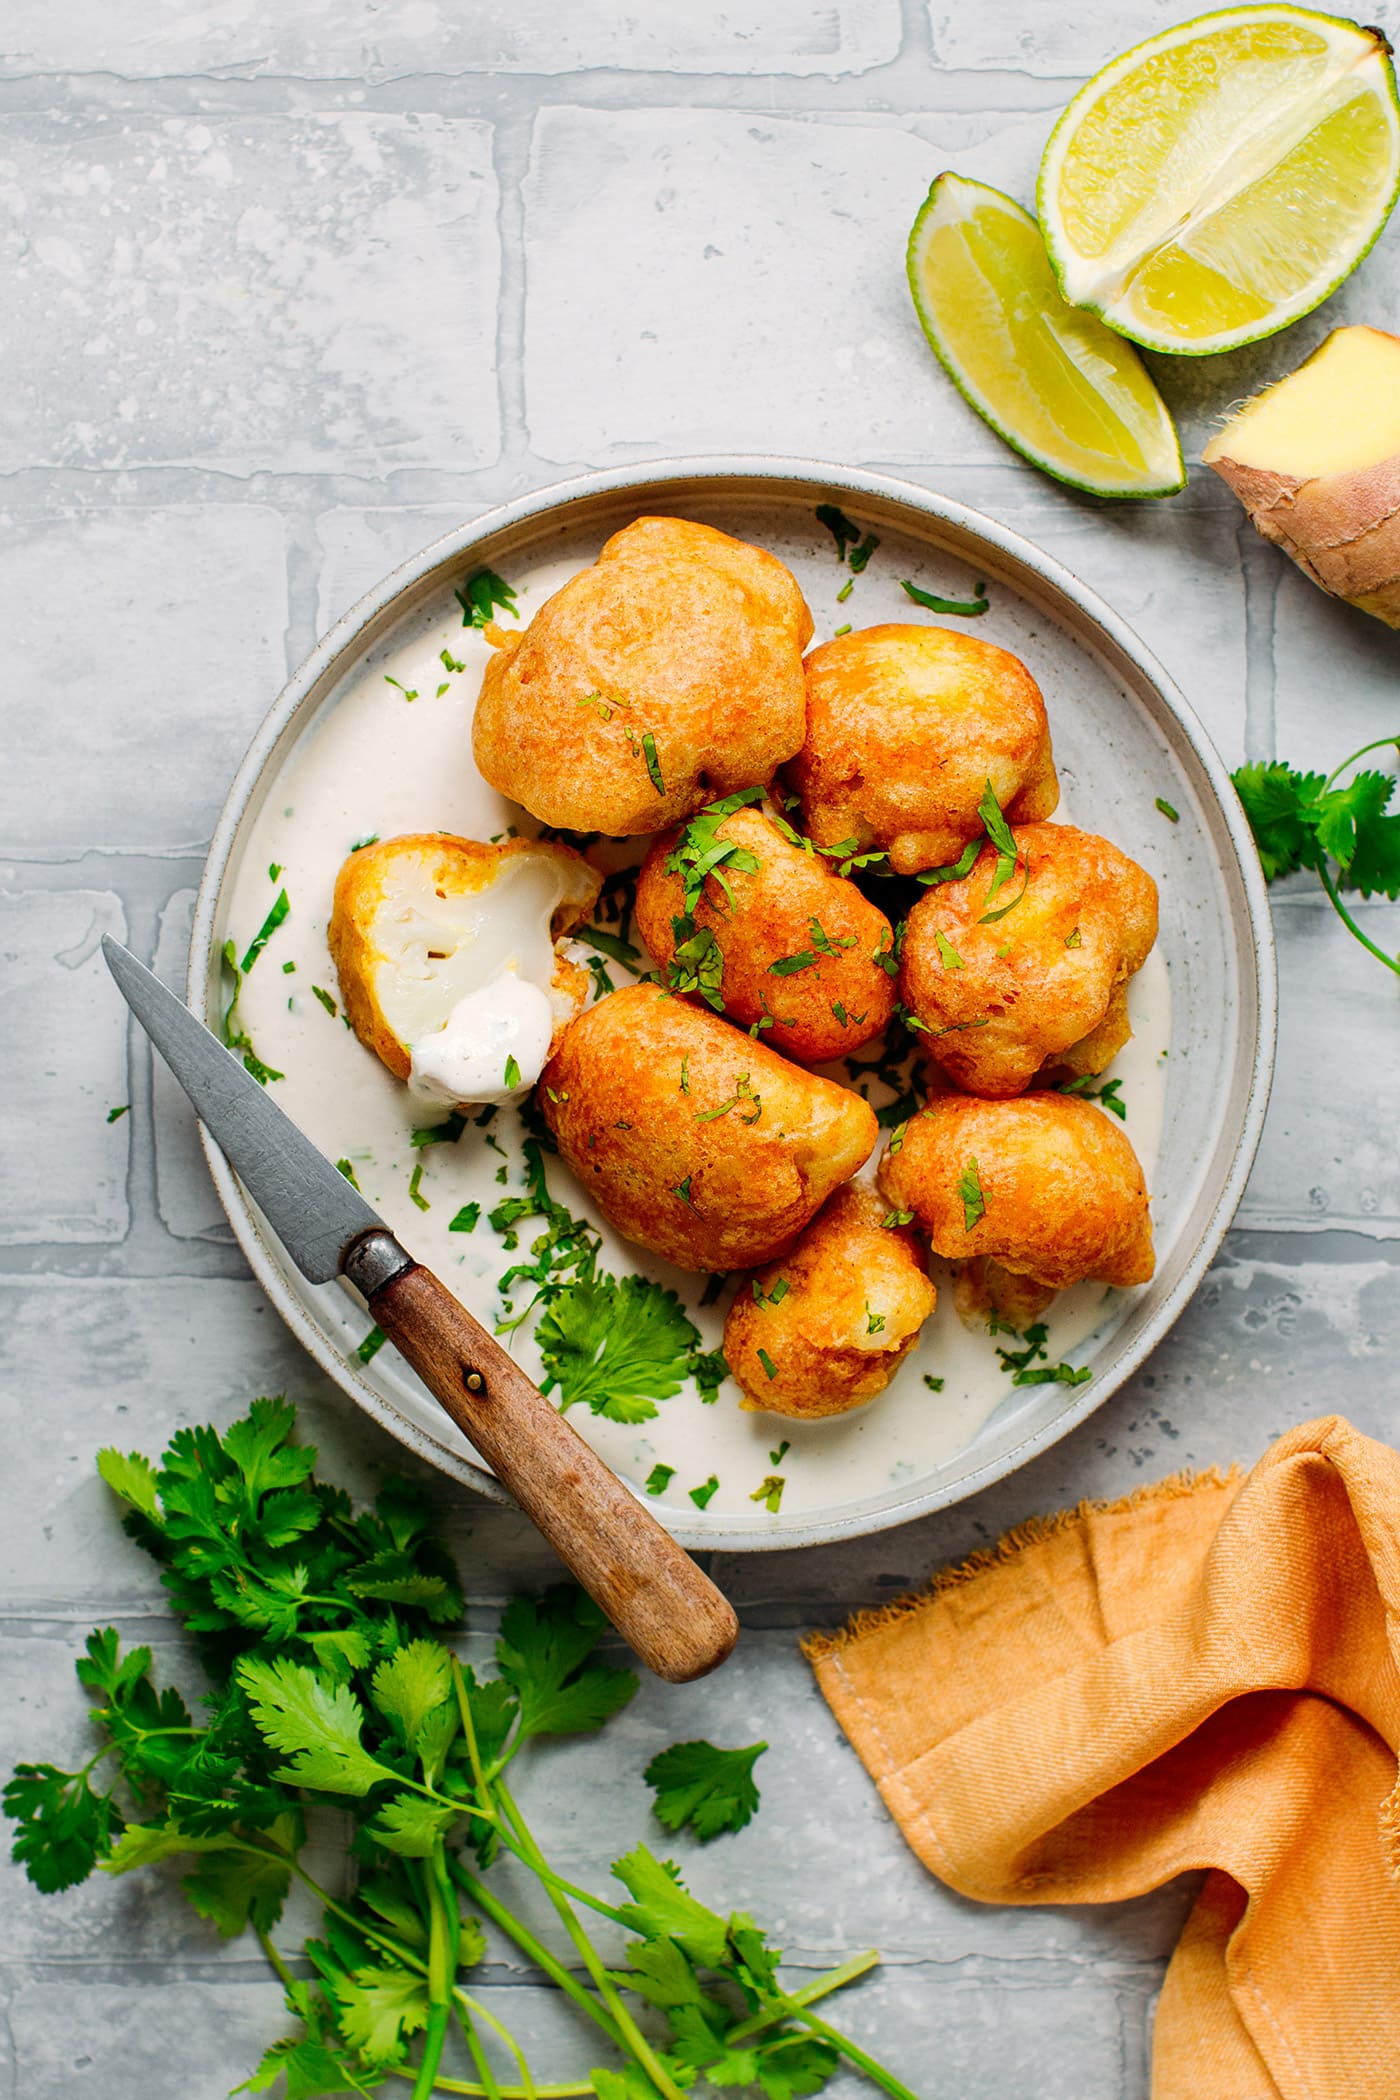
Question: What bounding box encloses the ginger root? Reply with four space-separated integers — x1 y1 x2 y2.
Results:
1204 325 1400 629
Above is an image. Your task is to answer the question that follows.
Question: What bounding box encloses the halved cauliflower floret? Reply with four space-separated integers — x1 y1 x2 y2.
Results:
722 1184 936 1419
329 833 600 1107
899 821 1158 1096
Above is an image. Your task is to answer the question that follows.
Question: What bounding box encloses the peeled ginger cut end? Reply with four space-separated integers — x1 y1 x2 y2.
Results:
1204 325 1400 627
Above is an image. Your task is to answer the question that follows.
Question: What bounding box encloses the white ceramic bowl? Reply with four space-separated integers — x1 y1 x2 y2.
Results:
191 460 1275 1550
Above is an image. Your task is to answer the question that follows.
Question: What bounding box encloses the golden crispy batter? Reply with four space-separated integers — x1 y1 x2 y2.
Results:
878 1091 1153 1297
900 822 1158 1096
472 517 813 835
329 834 599 1083
790 624 1059 875
723 1184 936 1418
634 803 896 1063
539 985 877 1272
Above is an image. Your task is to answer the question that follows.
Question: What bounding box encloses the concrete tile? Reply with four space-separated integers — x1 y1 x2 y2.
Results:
1268 560 1400 776
925 0 1400 82
524 108 1051 466
0 506 287 856
1 0 904 79
0 115 499 474
0 886 129 1244
1239 890 1400 1235
315 504 472 632
151 887 233 1242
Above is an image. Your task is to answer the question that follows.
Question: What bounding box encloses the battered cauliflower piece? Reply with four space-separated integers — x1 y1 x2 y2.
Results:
790 625 1059 875
723 1184 936 1419
878 1092 1153 1321
539 984 877 1272
634 799 896 1063
329 834 600 1107
900 822 1158 1096
472 517 813 836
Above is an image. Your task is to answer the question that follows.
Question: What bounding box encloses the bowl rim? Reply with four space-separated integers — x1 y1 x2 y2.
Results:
190 454 1277 1550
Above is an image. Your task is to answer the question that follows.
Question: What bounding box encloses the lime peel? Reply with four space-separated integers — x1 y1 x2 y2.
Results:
906 171 1185 500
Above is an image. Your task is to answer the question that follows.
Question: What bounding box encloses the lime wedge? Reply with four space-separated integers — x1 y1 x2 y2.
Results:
906 173 1185 499
1038 5 1400 356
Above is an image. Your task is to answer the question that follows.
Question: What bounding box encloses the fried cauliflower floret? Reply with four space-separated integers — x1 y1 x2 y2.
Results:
634 801 896 1063
539 985 877 1272
900 822 1158 1096
879 1093 1153 1323
328 834 600 1105
722 1184 936 1419
789 625 1059 876
472 517 813 836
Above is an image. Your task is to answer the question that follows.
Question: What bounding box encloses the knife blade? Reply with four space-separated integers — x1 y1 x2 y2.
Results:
104 936 737 1684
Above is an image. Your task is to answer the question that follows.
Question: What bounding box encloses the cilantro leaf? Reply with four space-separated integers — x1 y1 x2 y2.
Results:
644 1739 767 1841
1232 761 1329 879
665 790 764 913
95 1446 161 1520
235 1658 389 1796
537 1272 700 1423
455 567 518 629
182 1828 296 1937
959 1157 986 1232
610 1845 731 1966
370 1639 453 1754
497 1587 638 1739
4 1763 120 1891
334 1960 431 2064
368 1793 462 1857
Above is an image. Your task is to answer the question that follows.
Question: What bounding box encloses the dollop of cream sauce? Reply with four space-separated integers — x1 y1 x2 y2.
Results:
409 972 554 1109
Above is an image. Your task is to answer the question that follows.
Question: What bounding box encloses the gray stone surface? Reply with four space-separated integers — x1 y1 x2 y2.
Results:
2 6 1399 2096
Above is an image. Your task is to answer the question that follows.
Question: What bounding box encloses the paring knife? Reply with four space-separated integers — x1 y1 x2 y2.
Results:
103 937 738 1685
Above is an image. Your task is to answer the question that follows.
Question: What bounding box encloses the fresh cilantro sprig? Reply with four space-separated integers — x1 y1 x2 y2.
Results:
993 1322 1091 1389
1233 739 1400 977
5 1409 917 2100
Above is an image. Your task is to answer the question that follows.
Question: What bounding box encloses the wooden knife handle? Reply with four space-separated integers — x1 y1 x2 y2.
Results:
368 1261 738 1684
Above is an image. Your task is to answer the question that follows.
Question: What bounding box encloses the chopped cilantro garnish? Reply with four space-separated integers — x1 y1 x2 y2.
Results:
816 503 861 558
335 1158 360 1189
769 1440 790 1465
694 1072 761 1125
836 579 853 604
923 1373 945 1392
384 674 418 702
455 567 518 629
644 1463 675 1496
440 646 466 673
872 919 906 974
106 1104 129 1124
750 1476 785 1514
1065 926 1082 948
959 1157 986 1232
994 1320 1090 1387
689 1475 720 1509
865 1304 886 1335
282 959 296 974
1058 1074 1126 1121
584 954 614 998
268 861 282 881
679 1053 690 1096
673 1176 694 1206
918 836 983 887
504 1054 522 1090
934 930 964 970
848 533 878 573
751 1276 790 1308
830 999 870 1028
692 1347 727 1401
574 924 641 967
756 1347 779 1381
219 941 283 1086
356 1324 386 1363
769 949 818 975
979 847 1031 925
901 578 989 617
666 788 764 912
880 1208 913 1228
809 917 856 957
311 984 337 1017
1156 797 1180 822
240 889 290 972
350 833 378 852
411 1113 466 1149
448 1203 481 1233
641 731 664 797
834 621 852 635
408 1164 429 1211
667 919 725 1011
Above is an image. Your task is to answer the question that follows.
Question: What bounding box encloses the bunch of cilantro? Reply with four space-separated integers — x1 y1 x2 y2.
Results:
1232 737 1400 977
5 1400 915 2100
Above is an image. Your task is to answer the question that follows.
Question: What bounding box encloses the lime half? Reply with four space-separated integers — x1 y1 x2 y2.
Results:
1039 5 1400 356
907 172 1185 499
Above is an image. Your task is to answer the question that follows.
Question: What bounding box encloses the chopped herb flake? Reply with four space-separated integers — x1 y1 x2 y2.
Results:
848 533 879 574
1156 797 1180 822
836 578 854 604
504 1054 522 1090
959 1157 986 1232
356 1324 386 1363
667 919 725 1011
769 1440 790 1466
833 621 852 636
384 674 418 702
769 949 819 975
1058 1074 1126 1121
106 1104 129 1124
455 567 518 629
750 1475 785 1514
351 833 378 852
689 1475 720 1509
756 1348 779 1382
645 1464 675 1496
880 1208 914 1228
809 917 857 957
673 1176 694 1206
448 1203 481 1233
640 731 665 796
240 890 290 972
575 924 641 968
865 1303 886 1335
311 985 337 1017
411 1113 466 1149
679 1053 690 1096
282 959 296 974
901 578 989 617
815 503 861 559
934 930 964 970
1065 927 1082 948
335 1158 360 1189
440 646 466 673
666 788 764 913
268 862 282 882
694 1072 761 1125
407 1164 429 1211
923 1373 945 1392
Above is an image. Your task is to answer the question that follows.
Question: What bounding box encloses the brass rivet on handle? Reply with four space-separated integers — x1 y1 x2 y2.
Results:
464 1369 484 1392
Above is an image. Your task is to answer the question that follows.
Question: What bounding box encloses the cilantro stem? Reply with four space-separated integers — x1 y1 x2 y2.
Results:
256 1928 296 1992
1322 735 1400 797
779 1999 919 2100
413 1847 455 2100
388 2078 593 2098
492 1778 686 2100
1318 863 1400 977
455 1997 504 2100
456 1990 534 2100
726 1949 881 2039
447 1857 628 2054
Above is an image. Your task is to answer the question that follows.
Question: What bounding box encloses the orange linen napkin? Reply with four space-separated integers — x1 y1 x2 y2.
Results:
806 1417 1400 2100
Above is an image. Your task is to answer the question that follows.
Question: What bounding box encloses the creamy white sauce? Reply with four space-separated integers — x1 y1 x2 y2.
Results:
223 545 1172 1530
409 973 554 1109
